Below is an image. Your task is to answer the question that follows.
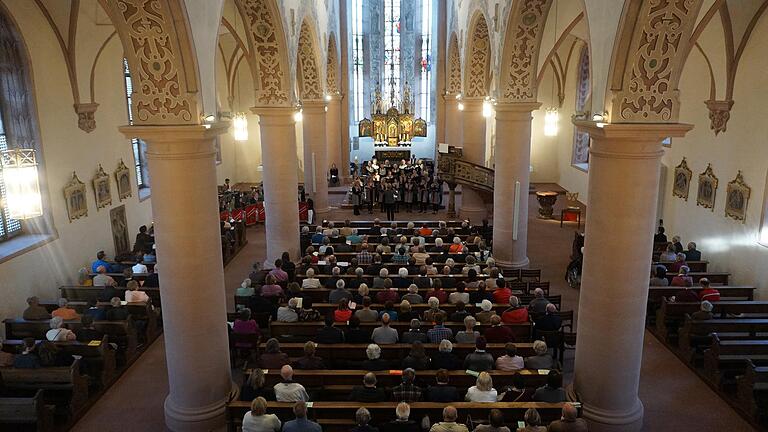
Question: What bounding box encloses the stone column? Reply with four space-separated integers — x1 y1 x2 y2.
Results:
119 124 234 432
492 102 540 269
252 107 301 263
325 94 343 182
302 101 329 214
458 98 487 222
444 96 463 146
338 0 351 184
573 122 692 432
447 182 457 217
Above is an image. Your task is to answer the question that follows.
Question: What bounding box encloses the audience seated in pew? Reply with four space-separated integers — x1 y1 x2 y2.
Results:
392 368 422 402
378 301 399 321
355 296 378 322
240 368 275 402
425 369 460 402
241 396 281 432
23 296 51 320
261 274 284 299
334 299 353 323
697 278 720 302
670 266 693 287
233 309 261 349
350 372 389 402
372 313 399 344
274 365 310 403
294 341 326 370
259 338 290 369
13 338 40 369
548 403 589 432
247 288 278 321
519 408 547 432
423 297 447 322
501 296 528 324
432 340 462 370
427 315 453 343
0 338 15 366
455 315 480 344
450 302 470 323
282 401 321 432
362 344 389 371
317 315 345 344
401 319 428 343
659 243 677 261
534 304 562 337
650 266 669 287
46 316 76 342
685 241 702 262
125 280 150 303
475 300 497 325
449 283 470 305
329 278 352 303
345 316 371 343
106 297 129 321
237 278 255 297
527 289 551 316
278 298 300 323
77 315 103 342
399 300 417 322
668 253 687 273
485 315 517 343
496 343 525 371
465 371 497 402
464 337 494 372
402 341 431 370
691 301 714 321
524 340 555 369
430 405 468 432
93 265 117 288
533 370 566 403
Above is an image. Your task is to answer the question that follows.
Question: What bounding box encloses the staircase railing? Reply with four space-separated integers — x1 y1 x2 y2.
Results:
437 151 494 193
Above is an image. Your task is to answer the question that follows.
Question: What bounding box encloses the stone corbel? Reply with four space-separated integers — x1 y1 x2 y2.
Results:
74 103 99 133
704 100 734 136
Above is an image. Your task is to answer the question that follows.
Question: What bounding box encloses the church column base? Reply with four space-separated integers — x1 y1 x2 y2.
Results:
494 257 530 270
164 395 228 432
581 399 644 432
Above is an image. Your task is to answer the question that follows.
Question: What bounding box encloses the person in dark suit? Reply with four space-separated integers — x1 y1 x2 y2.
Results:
345 316 371 343
426 369 459 402
316 315 344 344
76 315 103 342
430 339 461 370
247 291 278 321
106 297 129 321
349 372 388 402
378 402 420 432
98 284 121 303
383 185 397 221
361 344 390 371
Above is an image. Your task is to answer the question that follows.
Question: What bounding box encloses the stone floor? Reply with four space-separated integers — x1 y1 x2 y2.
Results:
71 186 756 431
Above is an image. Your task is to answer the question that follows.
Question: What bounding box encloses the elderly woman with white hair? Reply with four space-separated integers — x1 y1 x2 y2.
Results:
46 316 76 342
379 402 419 431
423 296 447 322
392 267 411 289
277 298 300 322
448 237 464 254
353 283 370 304
373 268 389 288
431 339 461 370
301 268 321 289
528 288 551 315
501 296 529 324
455 315 480 344
236 278 255 297
465 371 498 402
402 284 424 304
461 255 481 276
475 299 498 325
430 237 446 253
361 343 390 371
525 340 555 369
328 279 352 304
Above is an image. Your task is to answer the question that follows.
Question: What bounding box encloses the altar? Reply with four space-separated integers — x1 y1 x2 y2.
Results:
375 149 410 162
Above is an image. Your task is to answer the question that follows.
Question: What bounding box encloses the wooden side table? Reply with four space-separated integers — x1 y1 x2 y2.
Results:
560 207 582 229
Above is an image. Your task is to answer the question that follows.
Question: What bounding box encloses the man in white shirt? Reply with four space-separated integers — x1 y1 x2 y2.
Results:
132 262 148 274
274 365 309 402
46 316 76 342
301 268 321 289
92 266 117 287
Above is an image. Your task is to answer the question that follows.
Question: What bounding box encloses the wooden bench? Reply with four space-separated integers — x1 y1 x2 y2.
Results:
678 318 768 354
2 336 116 388
3 319 138 365
227 401 570 432
702 335 768 388
0 389 54 432
653 298 768 342
0 358 89 417
664 272 729 285
60 285 162 307
269 320 533 343
736 359 768 422
653 260 709 272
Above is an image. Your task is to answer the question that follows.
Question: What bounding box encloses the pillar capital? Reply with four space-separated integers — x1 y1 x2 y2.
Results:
302 100 328 113
326 93 344 102
574 120 693 141
119 122 228 143
250 105 296 120
494 101 542 115
461 97 485 111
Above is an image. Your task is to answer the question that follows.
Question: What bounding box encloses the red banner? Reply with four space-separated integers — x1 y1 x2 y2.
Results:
219 211 230 221
245 204 259 226
231 208 245 221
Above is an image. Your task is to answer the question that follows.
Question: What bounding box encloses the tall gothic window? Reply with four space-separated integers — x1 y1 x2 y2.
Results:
572 45 590 169
419 0 432 122
123 59 149 189
0 9 40 242
383 0 401 100
351 0 365 122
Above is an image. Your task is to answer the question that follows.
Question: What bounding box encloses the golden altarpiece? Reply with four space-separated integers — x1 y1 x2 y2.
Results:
358 82 427 146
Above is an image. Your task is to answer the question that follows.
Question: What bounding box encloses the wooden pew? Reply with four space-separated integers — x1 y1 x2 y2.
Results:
702 334 768 388
254 342 537 363
253 369 550 395
736 359 768 422
299 303 552 319
59 285 162 307
306 220 470 228
664 272 729 285
269 321 532 343
0 389 54 432
653 298 768 342
0 358 89 418
227 401 569 432
677 318 768 354
3 318 138 365
648 285 755 302
2 336 116 388
653 260 709 272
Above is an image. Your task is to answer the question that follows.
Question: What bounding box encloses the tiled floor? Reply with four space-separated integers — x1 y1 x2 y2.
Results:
71 186 757 431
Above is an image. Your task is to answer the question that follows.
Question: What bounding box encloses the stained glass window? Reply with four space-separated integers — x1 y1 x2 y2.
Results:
419 0 432 122
383 0 401 102
0 112 23 240
352 0 365 122
572 46 590 167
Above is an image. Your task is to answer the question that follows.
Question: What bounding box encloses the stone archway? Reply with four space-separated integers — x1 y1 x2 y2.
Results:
98 0 201 125
447 32 462 96
463 12 491 99
326 32 340 95
297 20 325 101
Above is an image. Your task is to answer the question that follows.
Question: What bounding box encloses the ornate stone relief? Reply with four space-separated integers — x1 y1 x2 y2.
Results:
611 0 702 123
235 0 290 106
100 0 199 124
446 34 462 95
464 15 491 98
326 35 339 94
500 0 552 102
297 21 323 101
705 100 734 135
74 103 99 133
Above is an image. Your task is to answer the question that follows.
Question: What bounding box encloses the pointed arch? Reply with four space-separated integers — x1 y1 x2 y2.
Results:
296 19 324 101
98 0 200 125
607 0 704 123
234 0 292 107
326 32 340 94
446 32 462 96
498 0 553 102
463 12 491 98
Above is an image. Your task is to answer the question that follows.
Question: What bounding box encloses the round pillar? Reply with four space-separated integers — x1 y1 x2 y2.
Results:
492 102 540 269
120 124 234 432
252 107 301 264
573 122 692 432
458 98 487 222
325 95 343 185
444 96 463 147
302 101 329 214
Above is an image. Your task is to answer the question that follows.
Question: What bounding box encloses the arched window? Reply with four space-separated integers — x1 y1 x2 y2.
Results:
351 0 365 122
572 45 590 169
123 58 150 191
0 8 41 242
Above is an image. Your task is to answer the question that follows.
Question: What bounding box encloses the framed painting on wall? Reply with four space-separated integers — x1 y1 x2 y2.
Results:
110 205 131 255
93 164 112 210
115 159 132 201
673 157 692 200
64 172 87 222
696 164 718 211
725 171 751 223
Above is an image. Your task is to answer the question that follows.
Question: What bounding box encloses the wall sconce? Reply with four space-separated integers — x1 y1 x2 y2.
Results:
233 112 248 141
0 148 43 219
324 94 332 102
201 113 216 123
482 98 495 118
294 109 304 122
457 102 465 111
544 108 560 136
